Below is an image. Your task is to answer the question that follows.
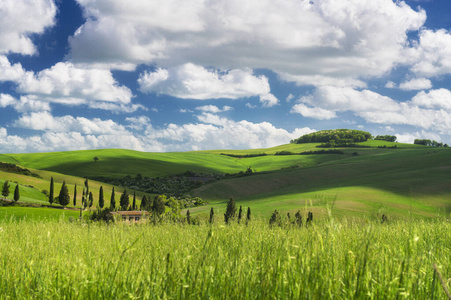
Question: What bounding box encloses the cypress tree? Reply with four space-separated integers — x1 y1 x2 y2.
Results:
1 180 10 198
141 195 147 210
58 181 70 207
82 187 87 209
84 178 89 199
246 207 251 225
224 197 236 224
132 190 136 210
186 210 191 225
238 205 243 223
73 184 77 207
99 186 104 209
110 187 116 209
49 177 54 205
120 189 129 210
13 184 19 202
89 191 94 208
209 207 214 224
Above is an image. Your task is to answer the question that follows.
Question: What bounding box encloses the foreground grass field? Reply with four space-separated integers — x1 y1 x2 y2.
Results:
1 218 450 299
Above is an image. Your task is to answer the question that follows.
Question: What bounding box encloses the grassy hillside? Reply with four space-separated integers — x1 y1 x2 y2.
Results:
1 140 450 219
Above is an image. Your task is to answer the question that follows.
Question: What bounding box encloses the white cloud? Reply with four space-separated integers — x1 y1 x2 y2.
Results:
195 105 233 113
286 94 294 103
138 63 273 101
0 0 57 55
411 89 451 110
4 111 316 153
0 94 51 113
409 29 451 77
399 78 432 91
291 104 337 120
14 112 127 134
0 56 27 82
395 131 442 144
297 86 451 134
385 81 397 89
18 62 133 106
70 0 426 86
259 94 279 108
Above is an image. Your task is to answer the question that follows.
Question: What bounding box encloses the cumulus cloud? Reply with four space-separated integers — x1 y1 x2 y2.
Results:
138 63 276 105
0 0 57 55
293 86 451 134
0 56 27 82
0 94 51 113
291 104 337 120
409 29 451 77
399 78 432 91
70 0 425 86
5 111 315 153
195 105 233 113
18 62 133 106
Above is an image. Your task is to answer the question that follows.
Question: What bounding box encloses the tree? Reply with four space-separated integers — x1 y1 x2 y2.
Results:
89 192 94 208
2 180 10 198
152 195 166 216
73 184 77 207
49 177 54 205
209 207 214 224
120 189 129 210
186 210 191 225
132 190 136 210
58 181 70 207
84 178 89 199
141 195 148 210
224 197 236 224
99 186 104 209
269 210 281 227
110 187 116 209
82 187 87 209
93 157 99 163
246 207 251 225
238 205 243 223
13 184 19 202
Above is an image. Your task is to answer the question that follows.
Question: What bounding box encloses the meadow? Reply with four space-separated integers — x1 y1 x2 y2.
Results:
0 217 450 299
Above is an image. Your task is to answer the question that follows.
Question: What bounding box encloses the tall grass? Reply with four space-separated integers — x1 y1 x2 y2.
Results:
0 217 450 299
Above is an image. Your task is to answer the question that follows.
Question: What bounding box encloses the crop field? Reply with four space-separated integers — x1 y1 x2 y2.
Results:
0 217 450 299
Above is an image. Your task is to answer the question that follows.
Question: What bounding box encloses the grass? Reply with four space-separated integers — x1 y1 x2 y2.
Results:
0 217 450 298
0 207 79 221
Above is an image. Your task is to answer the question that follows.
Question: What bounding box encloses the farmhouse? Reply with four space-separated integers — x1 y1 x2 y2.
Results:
109 211 150 222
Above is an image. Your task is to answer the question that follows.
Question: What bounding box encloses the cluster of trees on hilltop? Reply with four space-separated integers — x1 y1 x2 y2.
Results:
375 135 397 142
414 139 449 147
291 129 372 145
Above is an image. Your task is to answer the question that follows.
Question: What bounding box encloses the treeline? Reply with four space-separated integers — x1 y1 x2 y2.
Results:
92 172 223 197
220 153 267 158
0 162 41 178
274 150 344 155
414 139 449 147
375 135 397 142
291 129 372 144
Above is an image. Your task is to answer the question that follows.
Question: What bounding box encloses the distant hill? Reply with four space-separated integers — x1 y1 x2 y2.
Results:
0 133 450 219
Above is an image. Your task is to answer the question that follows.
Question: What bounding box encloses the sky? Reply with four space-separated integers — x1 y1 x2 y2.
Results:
1 0 451 153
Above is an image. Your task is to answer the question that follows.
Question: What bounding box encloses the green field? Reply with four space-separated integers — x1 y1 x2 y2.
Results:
0 140 450 220
0 218 450 298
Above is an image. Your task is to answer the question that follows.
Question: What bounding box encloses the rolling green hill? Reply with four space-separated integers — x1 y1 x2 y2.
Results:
0 139 450 219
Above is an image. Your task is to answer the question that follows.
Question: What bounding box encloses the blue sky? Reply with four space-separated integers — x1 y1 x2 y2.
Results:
1 0 451 153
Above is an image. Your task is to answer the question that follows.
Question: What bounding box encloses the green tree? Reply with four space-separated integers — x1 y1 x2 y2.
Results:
132 190 136 210
84 178 89 199
58 181 70 207
93 157 99 163
73 184 77 207
13 184 19 202
209 207 214 224
152 195 166 216
238 205 243 223
186 210 191 225
99 186 104 209
82 188 87 209
141 195 148 210
110 187 116 209
269 210 281 227
224 197 236 224
246 207 251 225
120 189 129 210
49 177 54 205
2 180 10 198
89 192 94 208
